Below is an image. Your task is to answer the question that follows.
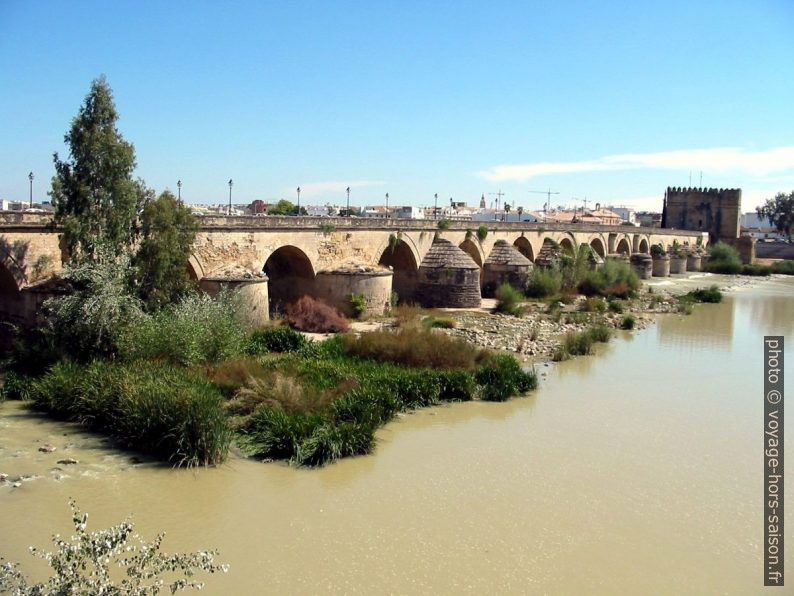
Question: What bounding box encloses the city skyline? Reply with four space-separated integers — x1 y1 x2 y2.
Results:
2 1 793 212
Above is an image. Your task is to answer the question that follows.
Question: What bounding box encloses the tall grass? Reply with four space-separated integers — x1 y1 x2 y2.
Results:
494 283 526 316
31 361 231 466
474 354 537 401
119 291 248 365
340 326 489 370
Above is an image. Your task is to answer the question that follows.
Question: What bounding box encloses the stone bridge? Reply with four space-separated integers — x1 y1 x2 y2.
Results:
0 212 706 325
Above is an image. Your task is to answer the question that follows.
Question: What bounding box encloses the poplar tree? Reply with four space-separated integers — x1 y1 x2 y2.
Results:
134 190 198 310
51 75 149 261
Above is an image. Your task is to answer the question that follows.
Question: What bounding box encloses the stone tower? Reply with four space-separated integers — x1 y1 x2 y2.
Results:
662 187 741 244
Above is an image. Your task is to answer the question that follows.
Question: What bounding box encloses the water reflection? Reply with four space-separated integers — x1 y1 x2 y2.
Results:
743 294 794 336
657 298 735 351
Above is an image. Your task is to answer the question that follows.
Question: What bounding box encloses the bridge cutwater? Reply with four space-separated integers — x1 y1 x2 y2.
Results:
0 213 707 327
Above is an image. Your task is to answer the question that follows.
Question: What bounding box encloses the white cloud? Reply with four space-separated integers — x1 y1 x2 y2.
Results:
290 180 385 199
478 146 794 182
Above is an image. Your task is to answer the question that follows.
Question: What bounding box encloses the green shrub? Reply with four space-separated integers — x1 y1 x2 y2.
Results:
246 326 308 354
650 244 666 257
578 258 639 298
477 225 488 242
740 263 772 276
119 291 247 365
525 268 562 298
495 283 525 316
704 242 742 274
31 361 231 466
770 260 794 275
607 299 625 313
684 285 723 303
350 293 368 318
620 315 636 330
474 354 537 402
437 218 452 230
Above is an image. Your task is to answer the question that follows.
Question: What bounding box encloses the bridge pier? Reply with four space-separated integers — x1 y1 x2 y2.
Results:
313 268 393 317
199 274 270 327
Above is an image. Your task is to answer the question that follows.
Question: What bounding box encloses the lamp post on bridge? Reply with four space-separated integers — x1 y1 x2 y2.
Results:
346 186 350 217
385 192 389 218
28 172 34 208
434 193 438 219
177 179 182 202
296 186 301 216
228 179 233 216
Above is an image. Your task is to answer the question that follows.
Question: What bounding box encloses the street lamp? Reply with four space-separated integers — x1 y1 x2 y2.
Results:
346 186 350 217
28 172 34 208
296 186 301 216
434 193 438 219
385 192 389 210
177 179 182 202
228 179 233 216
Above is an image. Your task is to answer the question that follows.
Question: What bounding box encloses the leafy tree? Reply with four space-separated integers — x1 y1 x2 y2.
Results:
267 199 305 216
51 75 150 261
757 191 794 241
133 190 199 311
44 248 145 360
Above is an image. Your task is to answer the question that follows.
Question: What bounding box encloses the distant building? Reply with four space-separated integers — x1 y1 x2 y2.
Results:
637 211 662 228
361 205 391 219
392 206 425 219
588 205 623 226
741 212 780 240
249 200 268 214
606 206 638 226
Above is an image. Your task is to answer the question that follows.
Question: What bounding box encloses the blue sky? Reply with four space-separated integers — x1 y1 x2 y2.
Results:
2 0 793 212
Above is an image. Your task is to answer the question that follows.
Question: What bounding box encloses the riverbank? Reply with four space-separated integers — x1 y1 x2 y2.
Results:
353 271 773 363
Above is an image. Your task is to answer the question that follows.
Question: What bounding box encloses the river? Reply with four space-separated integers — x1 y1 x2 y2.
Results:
1 277 792 594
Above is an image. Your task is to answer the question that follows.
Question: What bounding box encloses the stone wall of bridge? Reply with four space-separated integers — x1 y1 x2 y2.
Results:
0 213 708 327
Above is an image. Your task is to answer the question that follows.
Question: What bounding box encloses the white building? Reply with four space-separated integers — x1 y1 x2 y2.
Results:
606 206 638 226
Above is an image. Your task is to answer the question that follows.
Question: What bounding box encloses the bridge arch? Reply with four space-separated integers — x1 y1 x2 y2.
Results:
589 237 606 258
378 237 419 304
263 245 315 312
637 237 649 254
0 260 24 326
513 236 535 262
187 254 204 281
559 237 575 255
459 239 483 268
615 237 631 255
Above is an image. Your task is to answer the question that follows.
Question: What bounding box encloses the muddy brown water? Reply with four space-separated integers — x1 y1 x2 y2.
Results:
1 277 792 594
